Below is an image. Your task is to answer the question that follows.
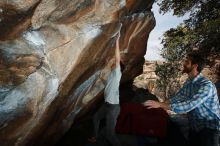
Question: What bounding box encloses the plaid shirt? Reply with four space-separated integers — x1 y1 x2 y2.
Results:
169 74 220 131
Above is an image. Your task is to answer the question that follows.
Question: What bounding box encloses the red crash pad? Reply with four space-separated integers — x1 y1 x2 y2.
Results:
115 103 169 138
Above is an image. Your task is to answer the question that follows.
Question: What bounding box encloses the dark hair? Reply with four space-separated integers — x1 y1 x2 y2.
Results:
187 53 206 73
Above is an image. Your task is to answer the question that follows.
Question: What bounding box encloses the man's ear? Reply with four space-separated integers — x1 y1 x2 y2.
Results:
193 64 198 70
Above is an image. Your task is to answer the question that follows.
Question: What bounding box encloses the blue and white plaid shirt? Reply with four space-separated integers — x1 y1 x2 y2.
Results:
169 74 220 131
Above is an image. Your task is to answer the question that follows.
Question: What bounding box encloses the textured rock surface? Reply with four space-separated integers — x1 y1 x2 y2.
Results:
0 0 155 145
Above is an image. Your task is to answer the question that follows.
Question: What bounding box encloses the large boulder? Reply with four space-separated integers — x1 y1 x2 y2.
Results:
0 0 155 145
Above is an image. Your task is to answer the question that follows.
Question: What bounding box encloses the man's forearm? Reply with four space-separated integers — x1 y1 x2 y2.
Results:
115 35 120 65
160 102 171 111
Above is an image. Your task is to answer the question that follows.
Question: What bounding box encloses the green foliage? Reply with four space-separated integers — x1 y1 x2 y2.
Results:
155 0 220 99
157 0 220 57
155 60 182 100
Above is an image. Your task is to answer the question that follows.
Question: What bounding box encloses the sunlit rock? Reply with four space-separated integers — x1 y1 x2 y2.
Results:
0 0 155 145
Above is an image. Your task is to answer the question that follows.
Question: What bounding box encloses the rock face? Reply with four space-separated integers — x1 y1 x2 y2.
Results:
0 0 155 145
133 61 163 97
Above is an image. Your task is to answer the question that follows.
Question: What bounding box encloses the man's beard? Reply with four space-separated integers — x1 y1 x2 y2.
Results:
182 66 193 73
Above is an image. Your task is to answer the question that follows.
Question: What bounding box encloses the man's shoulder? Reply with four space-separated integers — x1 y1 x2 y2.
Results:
196 75 213 86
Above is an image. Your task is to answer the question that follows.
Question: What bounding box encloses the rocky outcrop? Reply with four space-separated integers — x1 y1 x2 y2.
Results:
133 61 163 97
0 0 155 146
134 60 220 99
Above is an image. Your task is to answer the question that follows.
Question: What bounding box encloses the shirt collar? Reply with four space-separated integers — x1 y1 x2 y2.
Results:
190 73 203 83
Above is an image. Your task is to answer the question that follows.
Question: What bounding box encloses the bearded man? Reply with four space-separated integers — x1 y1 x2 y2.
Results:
143 53 220 146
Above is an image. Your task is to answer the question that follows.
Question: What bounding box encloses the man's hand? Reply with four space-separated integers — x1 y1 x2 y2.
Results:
143 100 171 111
143 100 161 109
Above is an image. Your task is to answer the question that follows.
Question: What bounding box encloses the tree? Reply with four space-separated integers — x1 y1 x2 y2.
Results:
157 0 220 59
155 0 220 99
155 61 182 100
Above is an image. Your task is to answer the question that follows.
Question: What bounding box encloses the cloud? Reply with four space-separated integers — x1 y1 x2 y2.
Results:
145 4 189 61
145 46 163 61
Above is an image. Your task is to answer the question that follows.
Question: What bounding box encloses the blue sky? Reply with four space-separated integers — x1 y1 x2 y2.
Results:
144 4 188 61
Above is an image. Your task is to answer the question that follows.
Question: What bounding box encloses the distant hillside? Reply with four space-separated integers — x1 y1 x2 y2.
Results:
134 60 220 99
